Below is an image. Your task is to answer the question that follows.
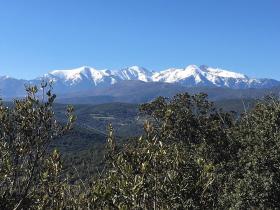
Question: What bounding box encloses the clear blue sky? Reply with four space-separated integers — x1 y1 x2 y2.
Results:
0 0 279 79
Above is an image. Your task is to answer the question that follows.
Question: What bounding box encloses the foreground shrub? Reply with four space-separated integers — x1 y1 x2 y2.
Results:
89 94 280 209
220 96 280 209
86 93 235 209
0 84 75 209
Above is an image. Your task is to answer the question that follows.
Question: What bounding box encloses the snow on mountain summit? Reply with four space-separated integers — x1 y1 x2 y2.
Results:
116 66 153 82
16 64 280 91
152 65 204 83
151 65 250 87
202 66 248 79
49 66 110 81
47 66 116 87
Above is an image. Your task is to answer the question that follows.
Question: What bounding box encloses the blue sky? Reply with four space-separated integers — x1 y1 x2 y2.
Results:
0 0 279 79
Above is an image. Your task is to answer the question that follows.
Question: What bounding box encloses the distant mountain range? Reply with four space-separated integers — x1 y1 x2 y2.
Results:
43 65 280 90
1 65 280 103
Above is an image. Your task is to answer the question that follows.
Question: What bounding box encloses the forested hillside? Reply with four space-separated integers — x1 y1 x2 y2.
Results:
1 85 280 209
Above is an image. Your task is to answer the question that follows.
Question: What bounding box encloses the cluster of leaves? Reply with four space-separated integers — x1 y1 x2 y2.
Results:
1 85 280 209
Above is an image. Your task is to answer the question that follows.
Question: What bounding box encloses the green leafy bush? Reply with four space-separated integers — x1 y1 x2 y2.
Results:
0 84 75 209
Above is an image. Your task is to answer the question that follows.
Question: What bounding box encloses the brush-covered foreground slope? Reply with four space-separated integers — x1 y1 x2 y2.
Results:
2 98 257 180
54 98 257 179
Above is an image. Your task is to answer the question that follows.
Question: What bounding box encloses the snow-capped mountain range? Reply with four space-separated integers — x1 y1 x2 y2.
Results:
44 64 280 89
1 65 279 98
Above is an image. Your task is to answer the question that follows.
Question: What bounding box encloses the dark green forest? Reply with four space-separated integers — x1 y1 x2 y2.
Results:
1 84 279 209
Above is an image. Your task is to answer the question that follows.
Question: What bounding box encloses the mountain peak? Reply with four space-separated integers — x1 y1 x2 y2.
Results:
116 66 152 82
187 64 200 69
